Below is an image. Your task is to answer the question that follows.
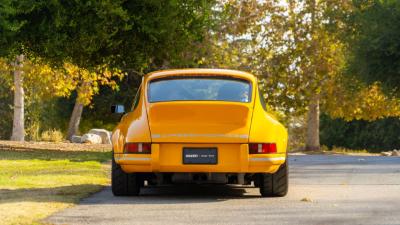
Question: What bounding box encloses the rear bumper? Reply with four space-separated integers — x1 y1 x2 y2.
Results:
115 143 286 173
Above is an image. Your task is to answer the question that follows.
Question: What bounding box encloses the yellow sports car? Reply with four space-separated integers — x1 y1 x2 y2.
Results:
111 69 288 197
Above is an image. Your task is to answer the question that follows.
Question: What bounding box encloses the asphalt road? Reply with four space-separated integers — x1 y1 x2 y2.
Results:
46 155 400 225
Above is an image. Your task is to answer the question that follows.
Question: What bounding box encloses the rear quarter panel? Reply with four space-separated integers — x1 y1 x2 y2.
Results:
112 85 151 154
249 88 288 154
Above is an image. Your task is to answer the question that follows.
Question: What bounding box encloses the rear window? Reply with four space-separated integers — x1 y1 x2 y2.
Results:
148 76 251 103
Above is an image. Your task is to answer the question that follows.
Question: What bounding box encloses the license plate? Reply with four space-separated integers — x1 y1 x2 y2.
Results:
183 148 217 164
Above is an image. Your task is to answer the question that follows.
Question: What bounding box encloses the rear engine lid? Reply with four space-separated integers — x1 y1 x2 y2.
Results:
147 102 252 143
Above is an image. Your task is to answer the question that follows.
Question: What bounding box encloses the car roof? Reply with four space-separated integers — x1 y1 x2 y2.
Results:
144 68 256 82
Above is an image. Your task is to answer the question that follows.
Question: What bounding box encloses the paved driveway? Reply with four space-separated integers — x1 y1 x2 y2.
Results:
46 155 400 225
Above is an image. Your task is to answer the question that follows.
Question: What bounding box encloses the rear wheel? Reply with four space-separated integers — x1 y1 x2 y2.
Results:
259 161 288 197
112 155 141 196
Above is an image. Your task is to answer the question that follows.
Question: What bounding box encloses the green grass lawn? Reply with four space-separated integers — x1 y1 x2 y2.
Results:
0 149 111 225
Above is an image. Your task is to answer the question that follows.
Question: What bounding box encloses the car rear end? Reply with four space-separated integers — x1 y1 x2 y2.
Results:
112 69 287 196
118 143 284 174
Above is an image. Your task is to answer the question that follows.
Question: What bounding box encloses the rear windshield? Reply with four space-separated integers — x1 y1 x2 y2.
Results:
148 76 251 103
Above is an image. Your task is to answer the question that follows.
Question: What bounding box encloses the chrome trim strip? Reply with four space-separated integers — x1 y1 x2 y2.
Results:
249 157 286 162
151 133 249 139
115 157 151 161
116 157 285 162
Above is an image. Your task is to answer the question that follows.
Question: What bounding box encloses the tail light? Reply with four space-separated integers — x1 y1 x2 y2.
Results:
249 143 277 154
124 143 151 154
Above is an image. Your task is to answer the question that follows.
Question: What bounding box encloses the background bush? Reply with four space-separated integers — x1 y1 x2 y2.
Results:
0 78 13 139
320 114 400 152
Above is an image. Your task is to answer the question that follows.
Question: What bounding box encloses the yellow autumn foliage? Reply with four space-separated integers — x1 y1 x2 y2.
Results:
323 78 400 121
63 63 125 106
1 58 125 106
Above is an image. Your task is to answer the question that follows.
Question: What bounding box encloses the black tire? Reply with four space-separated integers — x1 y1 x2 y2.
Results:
259 161 288 197
111 156 141 196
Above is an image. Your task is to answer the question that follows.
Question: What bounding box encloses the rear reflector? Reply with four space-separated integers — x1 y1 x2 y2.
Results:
124 143 151 154
249 143 277 154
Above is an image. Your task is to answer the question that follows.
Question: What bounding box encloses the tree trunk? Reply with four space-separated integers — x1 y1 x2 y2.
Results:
305 95 320 151
67 100 84 140
304 0 320 151
11 54 25 141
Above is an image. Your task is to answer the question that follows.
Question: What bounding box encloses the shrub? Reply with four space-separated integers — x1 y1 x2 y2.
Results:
40 129 64 142
320 114 400 152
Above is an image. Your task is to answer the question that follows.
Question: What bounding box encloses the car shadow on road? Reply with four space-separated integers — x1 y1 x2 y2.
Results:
0 184 268 206
80 185 265 205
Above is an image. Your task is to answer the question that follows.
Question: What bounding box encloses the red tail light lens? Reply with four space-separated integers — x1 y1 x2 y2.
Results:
249 143 277 154
124 143 151 154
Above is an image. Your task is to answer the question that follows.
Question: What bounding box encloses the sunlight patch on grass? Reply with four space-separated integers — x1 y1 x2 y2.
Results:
0 150 110 225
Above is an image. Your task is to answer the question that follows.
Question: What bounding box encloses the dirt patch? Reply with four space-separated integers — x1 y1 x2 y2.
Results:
0 140 111 152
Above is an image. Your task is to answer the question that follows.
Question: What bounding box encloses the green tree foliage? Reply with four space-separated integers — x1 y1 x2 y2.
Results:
201 0 400 150
199 0 346 116
1 0 213 70
204 0 343 113
347 0 400 93
320 114 400 152
199 0 348 150
0 0 214 139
